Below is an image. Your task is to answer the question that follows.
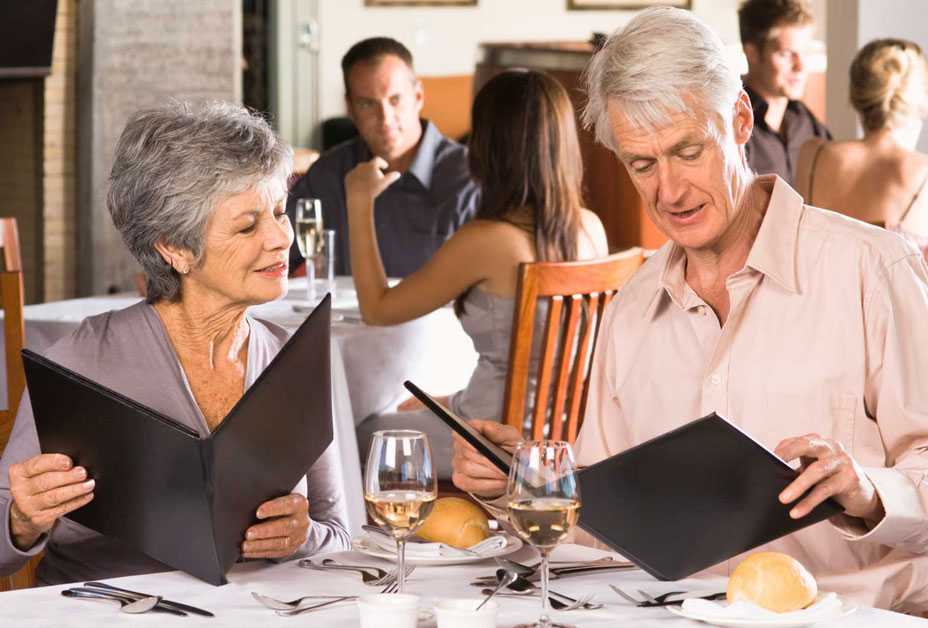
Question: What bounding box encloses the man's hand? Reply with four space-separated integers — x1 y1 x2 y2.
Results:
345 156 401 212
775 433 883 522
8 453 95 550
451 420 523 498
242 494 310 559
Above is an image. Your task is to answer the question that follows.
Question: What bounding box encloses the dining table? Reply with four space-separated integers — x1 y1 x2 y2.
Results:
0 542 920 626
0 277 479 536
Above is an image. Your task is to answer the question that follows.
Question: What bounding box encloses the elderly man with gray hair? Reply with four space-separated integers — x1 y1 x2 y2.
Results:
0 101 351 584
450 7 928 612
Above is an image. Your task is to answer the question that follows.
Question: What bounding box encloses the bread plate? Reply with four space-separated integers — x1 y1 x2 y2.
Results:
666 592 857 627
351 532 522 566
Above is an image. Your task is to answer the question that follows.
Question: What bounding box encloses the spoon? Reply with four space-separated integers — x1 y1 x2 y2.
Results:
61 589 163 614
477 568 518 610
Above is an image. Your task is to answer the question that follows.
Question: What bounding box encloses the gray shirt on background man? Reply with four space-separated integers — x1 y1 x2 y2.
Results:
0 302 351 585
287 120 479 277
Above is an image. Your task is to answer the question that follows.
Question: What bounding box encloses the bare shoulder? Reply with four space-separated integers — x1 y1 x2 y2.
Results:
578 209 609 258
445 218 533 260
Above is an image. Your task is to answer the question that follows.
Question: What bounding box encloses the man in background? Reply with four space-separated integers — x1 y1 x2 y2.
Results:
740 0 830 184
287 37 478 277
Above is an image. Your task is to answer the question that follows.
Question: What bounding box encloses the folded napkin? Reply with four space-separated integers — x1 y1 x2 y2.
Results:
364 529 509 558
681 592 843 623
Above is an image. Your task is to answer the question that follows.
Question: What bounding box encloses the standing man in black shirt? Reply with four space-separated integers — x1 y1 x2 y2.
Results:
740 0 830 184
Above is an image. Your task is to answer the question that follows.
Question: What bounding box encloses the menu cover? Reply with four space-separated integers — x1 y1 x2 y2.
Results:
23 296 334 586
404 381 843 581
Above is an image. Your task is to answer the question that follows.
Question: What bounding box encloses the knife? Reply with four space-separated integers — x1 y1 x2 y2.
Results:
84 581 215 617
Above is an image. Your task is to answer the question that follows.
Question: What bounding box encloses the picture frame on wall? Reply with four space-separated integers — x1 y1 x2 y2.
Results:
365 0 477 6
568 0 690 9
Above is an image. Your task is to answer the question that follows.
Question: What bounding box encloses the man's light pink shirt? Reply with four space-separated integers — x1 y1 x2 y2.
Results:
575 175 928 612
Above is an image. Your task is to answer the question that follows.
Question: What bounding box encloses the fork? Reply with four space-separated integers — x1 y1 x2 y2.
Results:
272 579 399 616
610 585 725 607
482 589 600 611
299 559 415 586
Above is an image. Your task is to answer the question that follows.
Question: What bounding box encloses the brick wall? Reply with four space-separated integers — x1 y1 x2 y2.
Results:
0 81 42 303
43 0 78 301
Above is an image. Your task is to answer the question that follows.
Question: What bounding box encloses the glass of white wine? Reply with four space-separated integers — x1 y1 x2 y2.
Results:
364 430 437 594
295 198 323 302
507 441 581 628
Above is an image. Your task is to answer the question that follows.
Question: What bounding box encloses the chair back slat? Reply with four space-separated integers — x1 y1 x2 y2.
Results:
503 248 645 442
0 218 22 272
548 295 582 441
530 296 563 440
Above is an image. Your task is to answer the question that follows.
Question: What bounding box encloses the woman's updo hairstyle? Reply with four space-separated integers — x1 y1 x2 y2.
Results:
850 38 928 132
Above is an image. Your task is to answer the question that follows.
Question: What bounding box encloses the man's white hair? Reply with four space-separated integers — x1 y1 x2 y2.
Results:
582 7 743 153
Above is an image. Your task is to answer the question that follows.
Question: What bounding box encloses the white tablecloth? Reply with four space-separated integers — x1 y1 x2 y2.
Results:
2 277 479 536
0 543 919 626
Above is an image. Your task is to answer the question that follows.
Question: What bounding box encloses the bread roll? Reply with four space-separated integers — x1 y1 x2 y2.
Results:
727 552 818 612
416 497 490 548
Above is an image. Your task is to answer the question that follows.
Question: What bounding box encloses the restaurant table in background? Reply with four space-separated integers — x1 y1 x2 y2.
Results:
0 277 479 537
0 543 919 626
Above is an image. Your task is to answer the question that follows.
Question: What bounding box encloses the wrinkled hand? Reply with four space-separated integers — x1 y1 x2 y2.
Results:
8 453 95 550
775 433 883 522
242 493 310 559
345 156 401 212
397 394 450 412
451 420 523 498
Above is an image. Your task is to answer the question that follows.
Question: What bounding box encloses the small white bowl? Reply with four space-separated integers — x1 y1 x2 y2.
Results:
434 598 499 628
358 593 420 628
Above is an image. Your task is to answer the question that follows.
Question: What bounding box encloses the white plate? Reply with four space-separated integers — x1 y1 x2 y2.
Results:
666 593 857 627
351 533 522 566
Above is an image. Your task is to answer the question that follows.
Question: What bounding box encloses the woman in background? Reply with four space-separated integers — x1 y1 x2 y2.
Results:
796 38 928 255
346 70 609 477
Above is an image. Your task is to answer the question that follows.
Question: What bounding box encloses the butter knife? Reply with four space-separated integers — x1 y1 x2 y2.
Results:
84 581 214 617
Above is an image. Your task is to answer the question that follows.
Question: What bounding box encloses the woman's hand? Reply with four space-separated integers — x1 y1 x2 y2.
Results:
8 453 95 550
451 420 523 498
345 157 401 215
242 493 310 559
775 433 884 522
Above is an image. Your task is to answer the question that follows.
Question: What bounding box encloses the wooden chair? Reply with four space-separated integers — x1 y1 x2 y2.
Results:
0 218 40 592
502 248 644 442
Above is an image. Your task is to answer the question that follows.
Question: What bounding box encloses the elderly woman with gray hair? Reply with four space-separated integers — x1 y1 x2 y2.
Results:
0 101 350 584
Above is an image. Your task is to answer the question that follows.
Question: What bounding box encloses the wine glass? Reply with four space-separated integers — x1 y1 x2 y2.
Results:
294 198 323 302
364 430 437 593
507 441 581 628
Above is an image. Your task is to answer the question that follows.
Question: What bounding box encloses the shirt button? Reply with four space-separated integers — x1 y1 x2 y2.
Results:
709 374 722 385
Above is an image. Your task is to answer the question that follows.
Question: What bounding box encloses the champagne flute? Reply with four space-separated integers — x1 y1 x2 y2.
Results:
507 441 581 628
364 430 437 593
295 198 323 302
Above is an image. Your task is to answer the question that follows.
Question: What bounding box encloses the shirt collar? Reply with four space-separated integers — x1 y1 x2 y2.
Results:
645 174 803 319
744 82 803 129
744 175 802 294
406 119 441 190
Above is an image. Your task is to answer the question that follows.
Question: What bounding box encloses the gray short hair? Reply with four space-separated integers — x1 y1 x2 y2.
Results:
107 101 293 303
582 7 743 153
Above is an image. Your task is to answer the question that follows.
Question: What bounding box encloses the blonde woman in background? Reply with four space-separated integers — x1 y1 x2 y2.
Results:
796 38 928 256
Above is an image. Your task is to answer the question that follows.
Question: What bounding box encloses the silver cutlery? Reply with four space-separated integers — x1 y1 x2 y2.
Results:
609 585 727 607
480 589 600 611
253 591 358 611
84 580 214 617
480 568 604 610
298 558 415 586
477 568 517 611
61 589 171 615
272 579 399 616
493 556 637 581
